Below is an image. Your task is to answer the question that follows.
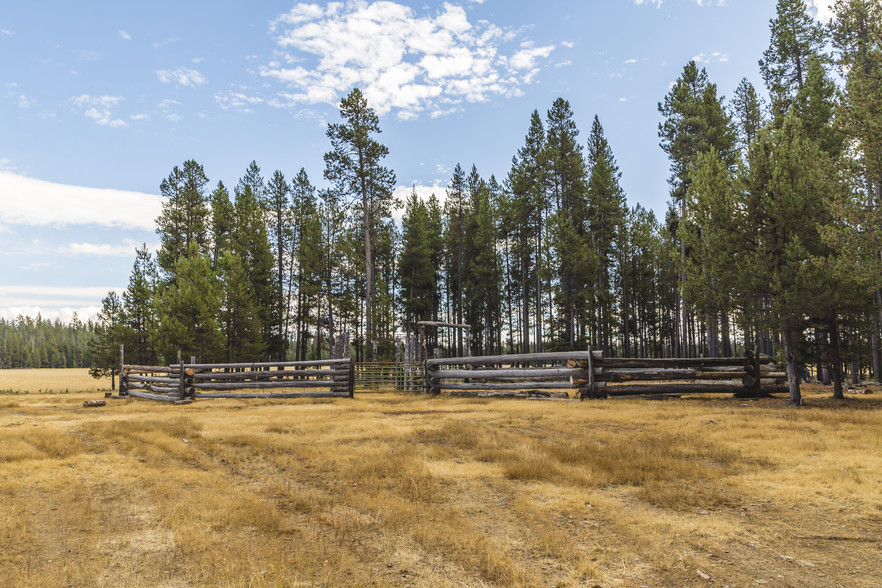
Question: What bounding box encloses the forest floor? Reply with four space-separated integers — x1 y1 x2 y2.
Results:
0 370 880 586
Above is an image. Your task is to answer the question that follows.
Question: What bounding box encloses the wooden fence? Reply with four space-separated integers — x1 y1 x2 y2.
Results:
425 349 786 399
120 354 354 403
425 350 601 399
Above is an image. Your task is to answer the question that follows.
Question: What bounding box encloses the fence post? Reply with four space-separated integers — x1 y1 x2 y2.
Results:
118 344 126 397
348 357 355 398
179 359 186 401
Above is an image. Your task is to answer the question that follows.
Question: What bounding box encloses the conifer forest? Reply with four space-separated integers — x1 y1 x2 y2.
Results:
11 1 881 403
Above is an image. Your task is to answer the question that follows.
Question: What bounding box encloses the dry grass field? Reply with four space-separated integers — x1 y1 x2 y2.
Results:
0 369 880 587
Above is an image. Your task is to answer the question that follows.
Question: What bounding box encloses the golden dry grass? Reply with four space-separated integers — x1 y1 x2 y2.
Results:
0 369 880 586
0 368 108 394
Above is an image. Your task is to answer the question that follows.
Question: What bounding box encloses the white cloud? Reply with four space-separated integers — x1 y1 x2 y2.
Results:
215 91 265 111
156 67 207 87
624 58 639 64
66 240 144 257
0 29 12 36
0 171 165 230
130 113 150 121
261 2 555 119
70 94 127 127
806 0 834 22
561 41 575 49
118 30 131 40
693 52 728 63
634 0 662 7
0 285 125 322
391 182 446 221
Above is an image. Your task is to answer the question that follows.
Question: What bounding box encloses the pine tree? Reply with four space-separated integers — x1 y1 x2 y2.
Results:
730 78 766 153
586 115 626 353
153 245 225 363
759 0 828 119
507 111 547 353
88 291 124 389
740 113 842 404
233 170 281 360
829 0 882 381
324 88 396 362
658 61 737 356
444 163 469 355
545 99 590 349
156 160 211 275
122 244 158 365
218 250 265 362
399 189 436 331
266 169 292 360
209 181 234 268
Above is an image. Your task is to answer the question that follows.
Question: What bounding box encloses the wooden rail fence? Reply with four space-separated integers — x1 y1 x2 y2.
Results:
425 349 786 399
120 347 354 403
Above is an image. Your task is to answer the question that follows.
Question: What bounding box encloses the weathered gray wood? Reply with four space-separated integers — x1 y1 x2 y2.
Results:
185 359 349 370
191 380 346 390
192 392 350 399
598 356 771 369
588 369 759 383
190 368 349 381
126 383 180 395
126 375 181 385
431 367 592 380
126 389 180 402
416 320 471 329
434 381 575 390
428 350 602 367
124 365 180 374
603 383 789 396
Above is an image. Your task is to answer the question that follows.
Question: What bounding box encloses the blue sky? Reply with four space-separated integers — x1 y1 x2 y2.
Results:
0 0 833 322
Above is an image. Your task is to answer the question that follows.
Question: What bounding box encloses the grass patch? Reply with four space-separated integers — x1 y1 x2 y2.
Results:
0 382 880 586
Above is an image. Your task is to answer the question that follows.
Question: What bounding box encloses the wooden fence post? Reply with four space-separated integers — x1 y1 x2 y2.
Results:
179 359 186 401
118 344 126 397
348 357 355 398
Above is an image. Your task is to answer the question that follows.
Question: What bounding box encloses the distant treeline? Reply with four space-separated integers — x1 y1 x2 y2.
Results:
36 1 882 405
0 315 96 369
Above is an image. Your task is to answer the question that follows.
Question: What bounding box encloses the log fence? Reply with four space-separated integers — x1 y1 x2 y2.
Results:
118 344 785 403
119 346 354 403
425 348 786 399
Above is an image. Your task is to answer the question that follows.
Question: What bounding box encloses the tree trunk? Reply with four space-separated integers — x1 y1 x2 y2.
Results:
831 317 844 399
781 327 801 405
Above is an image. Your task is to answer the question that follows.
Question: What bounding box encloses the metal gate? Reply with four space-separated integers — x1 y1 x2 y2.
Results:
354 362 424 393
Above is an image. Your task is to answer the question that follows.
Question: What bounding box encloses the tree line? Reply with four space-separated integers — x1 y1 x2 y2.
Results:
0 315 95 370
48 1 882 404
